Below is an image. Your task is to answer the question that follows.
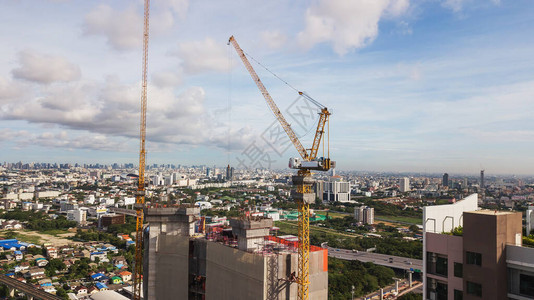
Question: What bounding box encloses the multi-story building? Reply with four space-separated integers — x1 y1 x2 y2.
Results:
423 193 533 300
354 206 374 225
400 177 410 193
67 208 87 225
317 176 350 202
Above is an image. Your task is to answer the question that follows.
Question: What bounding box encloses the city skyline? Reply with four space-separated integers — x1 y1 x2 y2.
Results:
1 1 534 175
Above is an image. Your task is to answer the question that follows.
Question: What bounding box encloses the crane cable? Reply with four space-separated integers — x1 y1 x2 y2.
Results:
241 51 323 138
242 50 300 93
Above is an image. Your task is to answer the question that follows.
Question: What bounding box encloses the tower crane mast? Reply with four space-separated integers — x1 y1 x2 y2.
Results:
133 0 150 299
228 36 333 300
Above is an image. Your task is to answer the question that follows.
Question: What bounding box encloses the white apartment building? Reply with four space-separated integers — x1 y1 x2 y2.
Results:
400 177 410 192
318 177 350 202
67 209 87 225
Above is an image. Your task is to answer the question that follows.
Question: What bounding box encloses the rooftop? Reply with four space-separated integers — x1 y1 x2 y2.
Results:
468 210 516 216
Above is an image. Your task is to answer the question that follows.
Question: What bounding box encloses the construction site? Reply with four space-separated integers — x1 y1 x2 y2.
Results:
142 207 328 299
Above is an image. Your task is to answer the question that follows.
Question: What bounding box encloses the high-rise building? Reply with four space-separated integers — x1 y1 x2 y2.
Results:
442 173 449 187
423 194 531 300
480 170 485 196
354 206 374 225
226 164 234 181
400 177 410 192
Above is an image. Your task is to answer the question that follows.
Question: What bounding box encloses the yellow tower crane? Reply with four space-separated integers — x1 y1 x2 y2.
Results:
133 0 150 299
228 36 333 300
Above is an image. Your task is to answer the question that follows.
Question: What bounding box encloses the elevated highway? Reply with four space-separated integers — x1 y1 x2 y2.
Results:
326 246 423 272
0 275 62 300
108 207 137 217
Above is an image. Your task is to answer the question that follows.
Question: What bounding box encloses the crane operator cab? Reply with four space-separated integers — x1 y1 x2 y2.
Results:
289 157 334 171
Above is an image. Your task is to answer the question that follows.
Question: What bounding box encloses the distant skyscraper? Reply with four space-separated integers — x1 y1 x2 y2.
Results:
442 173 449 187
480 170 485 193
400 177 410 192
226 165 234 180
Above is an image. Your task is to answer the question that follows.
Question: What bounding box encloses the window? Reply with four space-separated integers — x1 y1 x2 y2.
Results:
435 256 448 276
466 251 482 266
436 282 448 300
520 274 534 297
466 281 482 297
454 262 463 278
454 289 463 300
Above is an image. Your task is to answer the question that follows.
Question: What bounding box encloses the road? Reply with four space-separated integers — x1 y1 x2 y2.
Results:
0 275 62 300
326 247 423 271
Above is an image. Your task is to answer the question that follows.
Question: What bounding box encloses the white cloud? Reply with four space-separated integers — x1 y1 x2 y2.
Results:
0 128 30 142
83 4 142 51
297 0 410 55
159 0 189 18
5 130 129 151
152 71 182 88
442 0 500 12
11 51 81 84
0 77 25 100
83 1 189 51
176 38 232 74
442 0 466 12
260 30 288 50
0 74 248 151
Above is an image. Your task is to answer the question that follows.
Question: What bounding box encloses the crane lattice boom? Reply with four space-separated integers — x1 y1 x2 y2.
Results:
228 36 309 160
133 0 150 299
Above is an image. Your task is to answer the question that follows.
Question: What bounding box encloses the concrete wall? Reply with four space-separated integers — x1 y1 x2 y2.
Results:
463 211 522 300
144 227 189 300
308 250 328 300
425 232 463 299
205 241 265 300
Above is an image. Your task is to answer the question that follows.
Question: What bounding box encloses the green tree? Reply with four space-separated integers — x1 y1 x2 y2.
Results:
56 287 69 300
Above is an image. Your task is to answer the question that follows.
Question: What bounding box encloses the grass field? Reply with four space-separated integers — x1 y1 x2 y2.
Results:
314 211 348 219
276 220 361 238
375 215 422 225
0 229 79 246
0 231 42 244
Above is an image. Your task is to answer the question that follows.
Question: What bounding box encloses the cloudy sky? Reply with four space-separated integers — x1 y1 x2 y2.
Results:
1 0 533 175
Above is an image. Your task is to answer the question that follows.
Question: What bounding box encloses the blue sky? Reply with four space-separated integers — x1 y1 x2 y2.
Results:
1 0 533 175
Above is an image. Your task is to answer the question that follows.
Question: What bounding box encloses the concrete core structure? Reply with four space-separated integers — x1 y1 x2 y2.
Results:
230 218 273 252
143 207 328 300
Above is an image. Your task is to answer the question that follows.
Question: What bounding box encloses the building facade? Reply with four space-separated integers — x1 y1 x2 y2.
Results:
423 194 531 300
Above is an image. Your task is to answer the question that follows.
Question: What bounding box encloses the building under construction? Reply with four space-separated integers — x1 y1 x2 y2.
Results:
143 207 328 299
